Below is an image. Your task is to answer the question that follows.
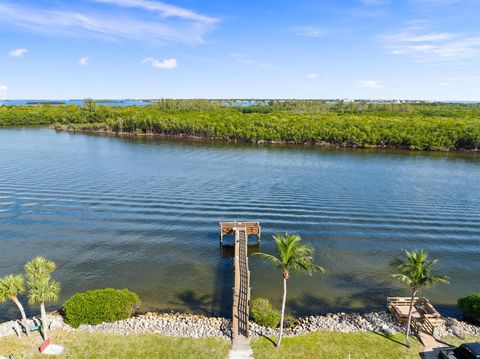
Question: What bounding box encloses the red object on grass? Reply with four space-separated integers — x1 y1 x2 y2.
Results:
39 338 51 353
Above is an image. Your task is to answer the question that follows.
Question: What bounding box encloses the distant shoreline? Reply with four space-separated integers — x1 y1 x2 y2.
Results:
54 127 480 153
3 101 480 152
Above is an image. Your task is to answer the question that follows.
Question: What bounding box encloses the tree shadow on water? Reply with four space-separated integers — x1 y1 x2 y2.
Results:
211 245 234 317
288 273 401 316
168 290 213 315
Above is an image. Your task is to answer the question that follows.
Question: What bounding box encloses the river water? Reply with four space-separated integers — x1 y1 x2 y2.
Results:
0 128 479 321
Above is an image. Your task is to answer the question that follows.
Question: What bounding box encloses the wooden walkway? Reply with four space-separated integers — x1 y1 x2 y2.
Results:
220 222 260 344
233 228 250 338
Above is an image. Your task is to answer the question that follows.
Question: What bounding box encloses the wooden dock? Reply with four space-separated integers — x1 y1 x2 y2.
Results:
219 222 260 343
220 222 261 244
387 297 443 348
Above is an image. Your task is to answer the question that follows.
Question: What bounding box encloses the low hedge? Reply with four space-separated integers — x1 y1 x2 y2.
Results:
62 288 141 328
458 293 480 324
250 297 280 328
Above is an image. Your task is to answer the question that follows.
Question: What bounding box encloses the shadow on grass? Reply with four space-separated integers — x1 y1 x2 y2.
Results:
256 333 277 347
369 330 408 347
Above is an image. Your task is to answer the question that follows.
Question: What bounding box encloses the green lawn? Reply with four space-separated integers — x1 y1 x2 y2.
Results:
0 330 230 359
253 331 420 359
2 329 478 358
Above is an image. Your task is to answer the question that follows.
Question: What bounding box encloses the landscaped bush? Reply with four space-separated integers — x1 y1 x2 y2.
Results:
250 297 280 328
458 293 480 324
62 288 141 328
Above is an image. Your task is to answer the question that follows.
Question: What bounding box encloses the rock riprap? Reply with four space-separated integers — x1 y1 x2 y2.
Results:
0 311 479 340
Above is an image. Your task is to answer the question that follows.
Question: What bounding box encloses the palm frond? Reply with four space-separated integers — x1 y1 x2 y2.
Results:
0 274 25 300
253 252 282 268
28 278 60 305
25 257 56 283
390 250 448 291
257 233 325 278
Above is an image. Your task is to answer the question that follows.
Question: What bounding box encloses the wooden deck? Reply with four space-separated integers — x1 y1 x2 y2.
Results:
220 222 260 244
387 296 443 347
220 222 260 343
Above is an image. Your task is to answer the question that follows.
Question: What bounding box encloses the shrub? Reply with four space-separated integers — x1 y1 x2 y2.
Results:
250 297 280 328
458 293 480 324
283 314 297 329
62 288 140 328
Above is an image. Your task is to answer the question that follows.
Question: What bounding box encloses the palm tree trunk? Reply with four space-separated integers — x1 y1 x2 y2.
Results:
276 277 287 348
40 302 48 340
11 296 29 337
405 290 417 348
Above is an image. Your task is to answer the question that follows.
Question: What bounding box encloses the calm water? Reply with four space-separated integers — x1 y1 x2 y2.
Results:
1 128 479 321
0 99 151 107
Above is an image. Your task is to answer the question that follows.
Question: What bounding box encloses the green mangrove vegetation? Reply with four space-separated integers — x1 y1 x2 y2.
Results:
1 99 480 151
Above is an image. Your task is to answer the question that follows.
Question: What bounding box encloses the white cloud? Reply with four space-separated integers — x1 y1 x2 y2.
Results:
359 0 389 5
93 0 218 23
382 25 480 64
0 1 217 45
8 48 28 57
78 56 89 66
446 75 480 81
292 27 325 38
142 57 177 69
356 80 385 89
307 73 318 79
0 84 7 100
415 0 461 4
387 32 457 42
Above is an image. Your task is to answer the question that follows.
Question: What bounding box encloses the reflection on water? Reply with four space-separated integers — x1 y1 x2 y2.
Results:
0 128 479 321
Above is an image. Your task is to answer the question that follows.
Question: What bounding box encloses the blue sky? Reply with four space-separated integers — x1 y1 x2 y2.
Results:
0 0 480 100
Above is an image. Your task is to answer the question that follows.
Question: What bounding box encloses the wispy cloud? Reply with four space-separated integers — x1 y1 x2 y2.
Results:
0 84 7 99
307 73 318 79
435 74 480 87
356 80 385 89
78 56 90 66
381 24 480 64
445 75 480 81
359 0 389 5
142 57 177 69
93 0 218 23
0 1 217 44
8 48 28 57
414 0 461 4
229 53 277 70
292 26 325 38
387 32 457 42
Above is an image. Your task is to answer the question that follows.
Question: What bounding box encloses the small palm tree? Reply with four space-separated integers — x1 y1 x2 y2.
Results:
390 250 449 348
25 257 60 340
0 274 29 336
254 233 325 348
25 256 56 282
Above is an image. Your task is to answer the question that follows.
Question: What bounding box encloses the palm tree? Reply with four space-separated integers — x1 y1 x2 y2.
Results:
390 250 449 348
24 256 56 282
25 257 60 340
0 274 30 336
254 233 325 348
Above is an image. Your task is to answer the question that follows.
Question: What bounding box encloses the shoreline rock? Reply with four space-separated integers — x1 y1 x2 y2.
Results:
1 311 479 341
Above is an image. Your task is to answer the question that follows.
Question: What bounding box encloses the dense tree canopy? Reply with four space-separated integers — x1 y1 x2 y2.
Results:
1 100 480 151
